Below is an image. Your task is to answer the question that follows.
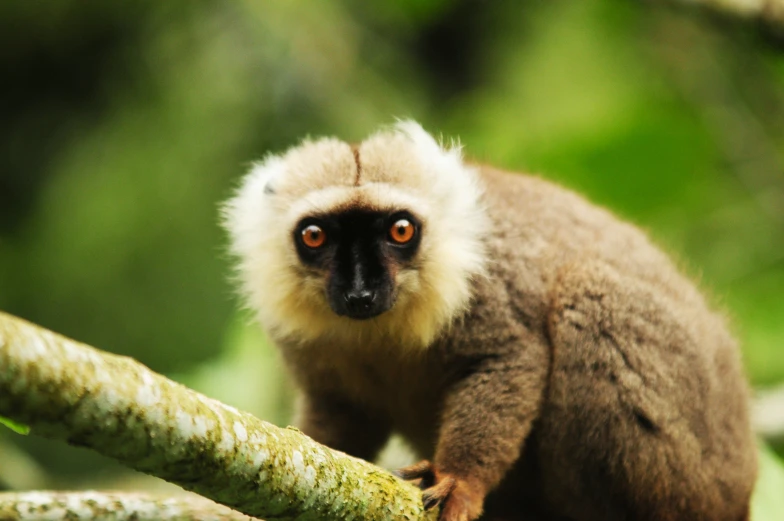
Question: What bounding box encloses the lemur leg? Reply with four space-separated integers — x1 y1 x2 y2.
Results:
399 332 551 521
295 392 392 463
539 261 756 521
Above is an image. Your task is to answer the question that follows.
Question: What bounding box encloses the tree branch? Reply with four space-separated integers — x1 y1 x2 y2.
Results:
754 384 784 438
0 491 255 521
0 311 434 521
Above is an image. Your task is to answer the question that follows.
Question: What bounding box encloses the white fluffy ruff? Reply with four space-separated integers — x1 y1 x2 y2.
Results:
222 121 489 350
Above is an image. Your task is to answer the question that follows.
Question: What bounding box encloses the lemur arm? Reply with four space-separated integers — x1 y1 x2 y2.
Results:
399 339 549 521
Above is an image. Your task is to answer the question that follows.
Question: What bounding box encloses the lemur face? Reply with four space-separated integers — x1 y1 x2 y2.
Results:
223 121 487 346
293 209 422 320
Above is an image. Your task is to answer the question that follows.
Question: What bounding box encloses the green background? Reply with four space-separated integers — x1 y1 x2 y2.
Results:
1 0 783 517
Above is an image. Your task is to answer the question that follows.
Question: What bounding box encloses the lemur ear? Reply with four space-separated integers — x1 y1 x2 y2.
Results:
394 120 464 170
221 155 286 254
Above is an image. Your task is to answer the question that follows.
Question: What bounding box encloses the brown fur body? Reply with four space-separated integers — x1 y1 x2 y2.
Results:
224 124 757 521
279 167 755 521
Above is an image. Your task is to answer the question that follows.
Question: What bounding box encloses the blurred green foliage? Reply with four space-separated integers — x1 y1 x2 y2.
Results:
1 0 783 508
752 445 784 519
0 417 29 436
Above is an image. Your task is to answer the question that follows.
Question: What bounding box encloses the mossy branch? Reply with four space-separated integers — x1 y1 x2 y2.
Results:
0 311 435 521
0 491 256 521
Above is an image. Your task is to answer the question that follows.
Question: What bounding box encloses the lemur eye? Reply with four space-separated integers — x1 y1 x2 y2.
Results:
389 219 415 244
301 224 326 248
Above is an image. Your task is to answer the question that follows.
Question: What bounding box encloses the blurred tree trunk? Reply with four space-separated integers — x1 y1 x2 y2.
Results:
0 312 435 521
667 0 784 30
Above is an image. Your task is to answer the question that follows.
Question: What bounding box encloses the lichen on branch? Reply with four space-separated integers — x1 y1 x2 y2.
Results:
0 311 435 521
0 491 255 521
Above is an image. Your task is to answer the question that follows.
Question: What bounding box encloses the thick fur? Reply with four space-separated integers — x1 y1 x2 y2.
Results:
223 122 488 349
223 122 757 521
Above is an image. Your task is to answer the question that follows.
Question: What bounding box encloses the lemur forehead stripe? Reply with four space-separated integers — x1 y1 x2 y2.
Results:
351 144 362 187
286 184 429 227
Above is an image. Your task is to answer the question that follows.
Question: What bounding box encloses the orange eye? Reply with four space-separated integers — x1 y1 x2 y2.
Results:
301 225 326 248
389 219 415 244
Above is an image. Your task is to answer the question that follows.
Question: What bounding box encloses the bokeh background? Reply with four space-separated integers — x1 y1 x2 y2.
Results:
1 0 783 515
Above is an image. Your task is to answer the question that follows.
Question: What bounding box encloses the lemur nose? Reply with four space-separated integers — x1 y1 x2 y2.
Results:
344 290 375 313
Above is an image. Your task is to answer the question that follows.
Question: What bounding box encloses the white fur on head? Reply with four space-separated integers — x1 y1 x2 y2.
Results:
222 121 489 350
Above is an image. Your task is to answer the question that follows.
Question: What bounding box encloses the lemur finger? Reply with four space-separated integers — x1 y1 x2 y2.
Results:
394 459 434 481
422 475 457 510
